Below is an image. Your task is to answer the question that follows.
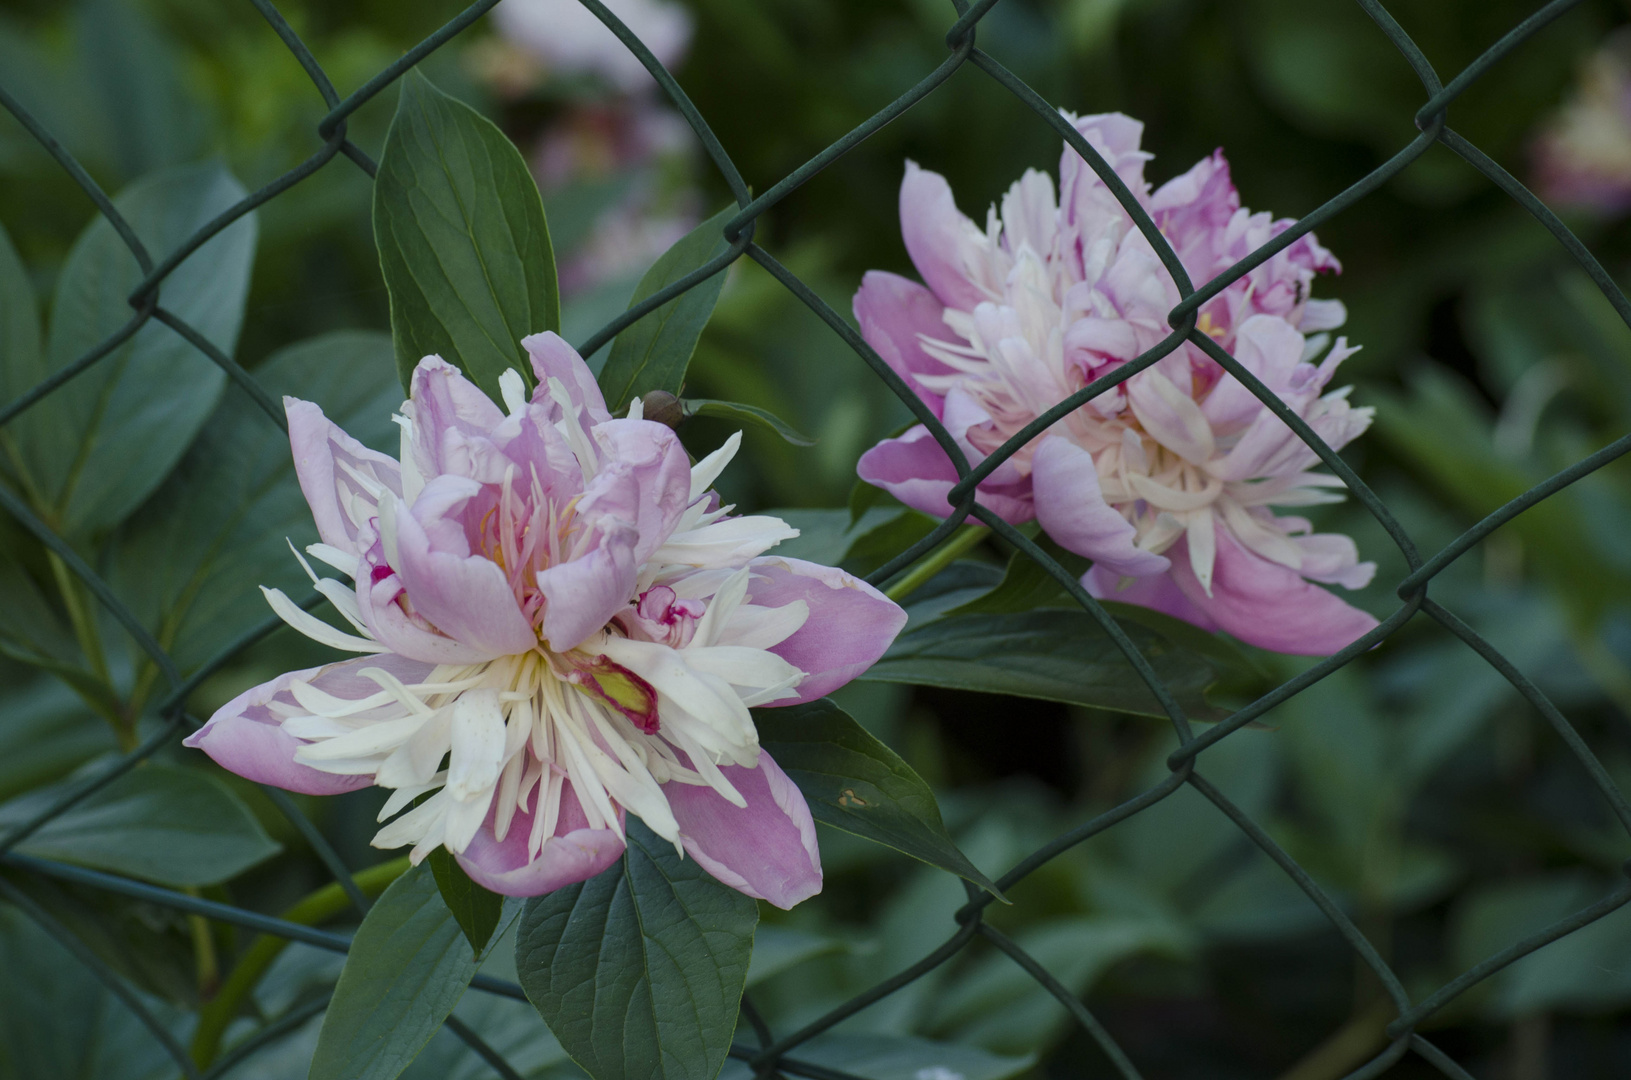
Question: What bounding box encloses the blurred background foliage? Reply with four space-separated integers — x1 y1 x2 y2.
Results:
4 0 1631 1077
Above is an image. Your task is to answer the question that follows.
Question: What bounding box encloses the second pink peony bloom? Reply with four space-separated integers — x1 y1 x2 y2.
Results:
857 111 1379 656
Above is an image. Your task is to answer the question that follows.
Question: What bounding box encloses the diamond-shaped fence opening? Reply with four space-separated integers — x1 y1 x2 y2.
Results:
2 1 1630 1078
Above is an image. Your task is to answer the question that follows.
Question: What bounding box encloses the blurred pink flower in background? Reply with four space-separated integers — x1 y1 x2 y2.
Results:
187 340 906 907
531 103 701 294
857 113 1378 656
1533 30 1631 215
492 0 692 95
475 0 703 298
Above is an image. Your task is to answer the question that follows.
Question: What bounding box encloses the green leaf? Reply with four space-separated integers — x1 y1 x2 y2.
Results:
0 516 101 707
74 0 203 182
763 506 938 578
596 204 734 413
754 698 1002 899
744 925 846 986
684 398 814 445
0 903 186 1080
0 867 201 1007
109 330 400 673
0 215 41 411
762 506 900 567
428 848 505 957
929 916 1191 1054
309 863 483 1080
849 477 888 526
0 762 279 887
514 819 758 1080
838 508 940 578
28 163 256 537
948 534 1089 616
373 71 560 403
1451 871 1631 1017
0 675 116 804
860 609 1221 721
949 538 1264 681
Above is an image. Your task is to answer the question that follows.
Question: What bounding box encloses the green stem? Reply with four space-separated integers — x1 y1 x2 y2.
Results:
186 888 220 1000
884 524 987 602
47 549 110 683
1273 996 1393 1080
190 856 411 1068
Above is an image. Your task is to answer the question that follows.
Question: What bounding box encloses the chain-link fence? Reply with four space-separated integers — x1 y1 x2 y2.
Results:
1 0 1629 1078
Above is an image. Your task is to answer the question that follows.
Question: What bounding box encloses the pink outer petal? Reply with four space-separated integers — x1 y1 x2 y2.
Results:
1031 436 1169 577
854 271 955 420
456 782 625 897
745 556 907 704
286 398 402 555
392 498 538 659
1167 530 1378 656
900 161 988 311
856 426 1034 523
522 331 611 421
665 752 821 909
1084 562 1219 631
183 654 435 795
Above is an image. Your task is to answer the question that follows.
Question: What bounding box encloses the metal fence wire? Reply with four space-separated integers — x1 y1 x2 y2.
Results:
1 0 1629 1078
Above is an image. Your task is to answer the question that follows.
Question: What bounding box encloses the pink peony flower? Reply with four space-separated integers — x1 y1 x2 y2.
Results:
856 112 1377 656
186 335 906 907
1532 31 1631 215
492 0 693 96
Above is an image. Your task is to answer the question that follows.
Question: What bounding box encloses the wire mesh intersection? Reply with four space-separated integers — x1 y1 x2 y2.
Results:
1 1 1629 1078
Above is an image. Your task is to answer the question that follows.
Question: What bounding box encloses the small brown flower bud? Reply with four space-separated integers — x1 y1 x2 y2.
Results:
640 390 685 430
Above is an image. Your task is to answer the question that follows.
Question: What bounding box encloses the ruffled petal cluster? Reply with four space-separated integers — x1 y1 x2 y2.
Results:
857 112 1377 655
187 334 906 907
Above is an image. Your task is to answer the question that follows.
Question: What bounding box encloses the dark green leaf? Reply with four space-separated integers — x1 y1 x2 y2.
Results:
1451 871 1631 1017
848 477 888 526
763 507 899 568
596 204 734 413
861 610 1221 721
754 698 1002 898
948 539 1263 682
0 903 186 1080
684 398 814 445
838 508 940 578
0 762 279 887
0 215 41 410
0 867 201 1007
373 71 559 402
948 535 1089 616
0 676 116 804
109 330 399 673
515 820 757 1080
929 915 1190 1054
309 863 482 1080
763 506 937 578
428 848 505 957
744 925 846 986
74 0 203 182
29 163 256 537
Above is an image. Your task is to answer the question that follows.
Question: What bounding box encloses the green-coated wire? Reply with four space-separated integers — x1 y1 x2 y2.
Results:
0 0 1628 1076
